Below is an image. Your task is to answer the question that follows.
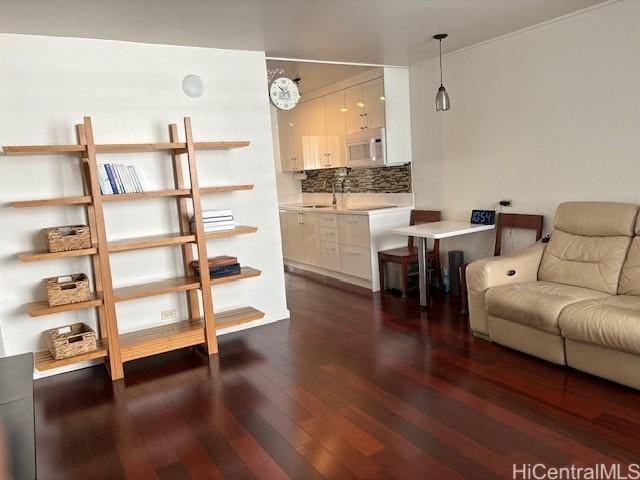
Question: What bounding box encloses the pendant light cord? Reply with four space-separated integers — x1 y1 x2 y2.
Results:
439 39 444 87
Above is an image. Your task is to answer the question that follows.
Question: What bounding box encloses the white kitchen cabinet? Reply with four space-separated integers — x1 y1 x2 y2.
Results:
362 77 385 131
338 214 370 248
304 97 327 170
319 226 339 243
281 210 321 266
321 242 341 272
303 93 346 169
323 91 347 168
280 207 411 291
278 104 309 171
283 211 305 262
340 245 371 279
345 77 385 134
300 212 322 267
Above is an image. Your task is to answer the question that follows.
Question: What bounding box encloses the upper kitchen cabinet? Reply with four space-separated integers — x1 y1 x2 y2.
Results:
276 66 411 171
305 91 347 169
324 91 347 168
279 102 309 171
345 77 385 134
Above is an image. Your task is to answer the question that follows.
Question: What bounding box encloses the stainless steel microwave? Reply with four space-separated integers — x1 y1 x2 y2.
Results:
345 127 386 168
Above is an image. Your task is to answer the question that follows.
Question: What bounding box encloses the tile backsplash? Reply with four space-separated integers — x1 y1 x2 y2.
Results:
301 164 412 194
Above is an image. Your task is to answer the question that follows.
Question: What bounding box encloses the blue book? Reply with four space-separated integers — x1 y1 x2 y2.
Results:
104 164 119 193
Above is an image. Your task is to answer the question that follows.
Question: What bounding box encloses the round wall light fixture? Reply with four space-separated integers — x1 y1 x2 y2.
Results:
182 74 204 98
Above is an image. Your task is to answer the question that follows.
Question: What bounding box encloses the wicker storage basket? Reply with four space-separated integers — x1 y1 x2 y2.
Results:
44 323 97 360
45 273 91 307
44 225 91 253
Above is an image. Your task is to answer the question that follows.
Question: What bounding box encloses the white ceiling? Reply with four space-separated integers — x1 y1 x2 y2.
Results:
0 0 609 65
266 61 376 94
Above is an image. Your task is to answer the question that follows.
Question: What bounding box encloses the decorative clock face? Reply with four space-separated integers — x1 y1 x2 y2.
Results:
270 77 300 110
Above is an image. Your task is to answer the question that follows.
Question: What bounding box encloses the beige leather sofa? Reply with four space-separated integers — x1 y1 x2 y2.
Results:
467 201 640 389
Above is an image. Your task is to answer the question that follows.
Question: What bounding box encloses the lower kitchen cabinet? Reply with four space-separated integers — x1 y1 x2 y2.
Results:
321 242 341 271
340 245 371 279
279 207 411 291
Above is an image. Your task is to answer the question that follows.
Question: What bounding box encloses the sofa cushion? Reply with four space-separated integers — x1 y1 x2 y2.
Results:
486 281 609 334
619 238 640 296
538 230 631 294
560 295 640 356
553 201 638 237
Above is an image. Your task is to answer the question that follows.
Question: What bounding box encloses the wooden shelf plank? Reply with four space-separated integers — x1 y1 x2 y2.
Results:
200 184 254 194
102 189 191 201
119 305 264 362
34 339 108 371
95 142 184 153
9 185 254 209
26 295 103 317
120 318 204 362
2 144 85 155
18 247 97 262
10 195 91 208
215 306 265 330
210 267 261 285
193 141 250 150
113 277 201 303
2 140 249 156
113 267 261 303
101 184 254 202
205 225 258 239
108 233 196 253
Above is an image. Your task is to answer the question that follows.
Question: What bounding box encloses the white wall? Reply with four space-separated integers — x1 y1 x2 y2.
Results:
410 0 640 262
0 34 289 371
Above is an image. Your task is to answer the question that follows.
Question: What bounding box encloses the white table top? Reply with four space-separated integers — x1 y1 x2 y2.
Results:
392 220 495 239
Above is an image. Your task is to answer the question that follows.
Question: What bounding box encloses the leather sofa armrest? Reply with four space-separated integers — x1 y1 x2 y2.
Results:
467 242 545 336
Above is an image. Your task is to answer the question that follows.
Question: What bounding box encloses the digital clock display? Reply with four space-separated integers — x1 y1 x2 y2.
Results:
470 209 496 225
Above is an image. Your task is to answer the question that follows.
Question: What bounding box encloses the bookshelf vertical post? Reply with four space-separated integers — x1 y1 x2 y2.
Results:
183 117 218 354
83 117 124 379
170 124 201 321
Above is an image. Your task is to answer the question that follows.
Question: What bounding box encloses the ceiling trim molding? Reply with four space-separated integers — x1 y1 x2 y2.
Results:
266 56 406 70
411 0 621 66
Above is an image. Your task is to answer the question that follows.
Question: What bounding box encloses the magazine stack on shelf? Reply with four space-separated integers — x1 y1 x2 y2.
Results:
97 163 144 194
191 209 234 233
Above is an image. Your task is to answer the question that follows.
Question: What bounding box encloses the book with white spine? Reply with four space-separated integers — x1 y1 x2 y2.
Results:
128 165 143 192
97 164 113 195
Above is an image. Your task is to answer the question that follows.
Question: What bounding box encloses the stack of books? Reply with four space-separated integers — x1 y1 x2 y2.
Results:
97 164 144 195
191 256 241 278
191 209 235 233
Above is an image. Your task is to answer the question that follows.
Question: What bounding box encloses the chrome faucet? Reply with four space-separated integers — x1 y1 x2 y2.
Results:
323 179 338 207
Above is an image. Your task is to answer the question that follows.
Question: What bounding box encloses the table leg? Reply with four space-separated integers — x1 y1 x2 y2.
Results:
418 237 430 308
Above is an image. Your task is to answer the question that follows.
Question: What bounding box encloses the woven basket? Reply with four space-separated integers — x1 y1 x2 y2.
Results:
44 225 91 253
45 273 91 307
44 323 97 360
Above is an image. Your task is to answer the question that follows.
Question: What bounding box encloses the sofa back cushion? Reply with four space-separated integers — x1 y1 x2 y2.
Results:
538 202 638 295
619 238 640 295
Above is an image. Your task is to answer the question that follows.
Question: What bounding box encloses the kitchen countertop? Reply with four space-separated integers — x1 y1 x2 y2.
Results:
279 203 413 216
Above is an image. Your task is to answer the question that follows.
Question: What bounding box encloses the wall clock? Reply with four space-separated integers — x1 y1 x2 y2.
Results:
270 77 300 110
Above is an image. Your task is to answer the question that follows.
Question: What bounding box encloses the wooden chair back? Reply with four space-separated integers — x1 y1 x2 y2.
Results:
494 213 544 255
408 210 441 250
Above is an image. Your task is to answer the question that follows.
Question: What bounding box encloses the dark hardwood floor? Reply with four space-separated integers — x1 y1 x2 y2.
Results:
34 273 640 479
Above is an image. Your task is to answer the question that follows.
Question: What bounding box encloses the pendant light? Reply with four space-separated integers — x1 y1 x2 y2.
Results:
433 33 450 111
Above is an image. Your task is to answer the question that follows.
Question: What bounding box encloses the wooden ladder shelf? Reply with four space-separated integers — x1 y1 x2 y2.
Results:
3 117 263 380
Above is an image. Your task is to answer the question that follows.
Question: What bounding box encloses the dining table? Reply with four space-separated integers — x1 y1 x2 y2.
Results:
391 220 495 308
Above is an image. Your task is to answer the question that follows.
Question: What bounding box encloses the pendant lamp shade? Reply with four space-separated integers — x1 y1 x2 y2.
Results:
433 33 450 111
435 86 450 112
